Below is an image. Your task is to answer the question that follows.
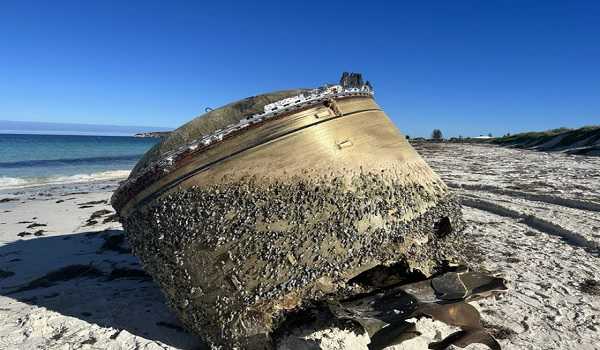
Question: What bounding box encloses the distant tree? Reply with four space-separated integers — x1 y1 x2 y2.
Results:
405 135 410 140
488 132 493 137
431 129 443 140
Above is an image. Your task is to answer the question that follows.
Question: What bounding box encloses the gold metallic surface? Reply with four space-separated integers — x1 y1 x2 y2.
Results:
120 96 443 217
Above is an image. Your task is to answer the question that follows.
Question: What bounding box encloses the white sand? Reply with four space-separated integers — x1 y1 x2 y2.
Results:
1 144 599 349
413 142 600 350
0 181 199 350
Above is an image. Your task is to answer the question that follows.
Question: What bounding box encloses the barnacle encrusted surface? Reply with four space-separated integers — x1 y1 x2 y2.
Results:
122 169 465 348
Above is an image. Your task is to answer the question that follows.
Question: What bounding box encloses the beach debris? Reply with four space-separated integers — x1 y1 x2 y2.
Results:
83 219 98 226
112 73 492 348
102 213 119 223
83 209 114 226
90 209 112 219
74 205 119 225
328 268 506 349
0 197 18 203
62 191 89 196
26 223 47 229
79 200 107 205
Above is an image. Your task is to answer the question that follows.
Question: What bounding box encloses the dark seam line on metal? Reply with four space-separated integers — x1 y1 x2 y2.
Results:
132 107 381 211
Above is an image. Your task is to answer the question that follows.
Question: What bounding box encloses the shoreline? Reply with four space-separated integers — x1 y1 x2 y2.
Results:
0 171 129 195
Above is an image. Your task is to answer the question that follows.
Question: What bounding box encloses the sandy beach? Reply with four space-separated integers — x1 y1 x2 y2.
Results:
0 180 200 350
1 143 599 349
413 142 600 350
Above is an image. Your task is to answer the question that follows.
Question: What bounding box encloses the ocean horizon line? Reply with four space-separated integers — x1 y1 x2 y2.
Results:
0 130 159 137
0 120 173 137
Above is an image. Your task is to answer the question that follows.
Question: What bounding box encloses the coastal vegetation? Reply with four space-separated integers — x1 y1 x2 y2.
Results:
420 126 600 156
490 125 600 155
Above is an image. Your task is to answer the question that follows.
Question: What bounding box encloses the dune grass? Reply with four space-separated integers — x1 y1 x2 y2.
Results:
490 126 600 155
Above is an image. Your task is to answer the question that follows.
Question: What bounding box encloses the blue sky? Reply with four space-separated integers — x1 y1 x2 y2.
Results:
1 1 599 137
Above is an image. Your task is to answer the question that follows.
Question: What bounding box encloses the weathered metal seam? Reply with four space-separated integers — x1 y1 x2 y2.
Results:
127 107 382 214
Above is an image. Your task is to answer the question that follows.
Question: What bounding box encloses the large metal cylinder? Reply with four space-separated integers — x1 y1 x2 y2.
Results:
112 77 464 349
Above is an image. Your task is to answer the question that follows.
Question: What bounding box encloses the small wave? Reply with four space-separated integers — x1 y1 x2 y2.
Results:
0 170 130 190
0 176 28 189
0 154 144 168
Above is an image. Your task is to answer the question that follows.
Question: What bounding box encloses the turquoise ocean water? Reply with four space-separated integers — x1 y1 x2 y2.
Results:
0 134 159 189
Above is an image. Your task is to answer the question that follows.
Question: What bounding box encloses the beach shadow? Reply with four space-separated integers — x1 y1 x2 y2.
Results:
0 229 208 350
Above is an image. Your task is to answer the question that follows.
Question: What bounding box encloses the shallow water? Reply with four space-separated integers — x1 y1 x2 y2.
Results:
0 134 158 189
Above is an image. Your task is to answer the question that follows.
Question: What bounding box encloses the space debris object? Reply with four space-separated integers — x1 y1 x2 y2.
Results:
112 73 485 348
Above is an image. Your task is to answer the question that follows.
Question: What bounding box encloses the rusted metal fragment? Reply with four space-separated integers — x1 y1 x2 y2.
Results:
329 269 507 349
